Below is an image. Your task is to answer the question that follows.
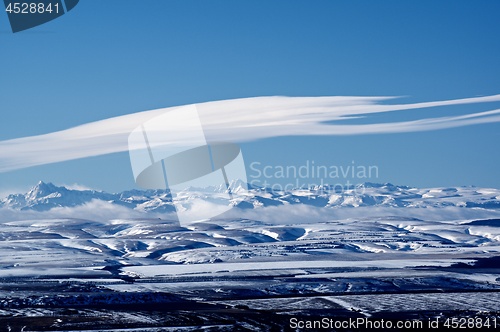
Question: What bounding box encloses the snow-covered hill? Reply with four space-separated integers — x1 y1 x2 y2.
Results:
1 181 499 212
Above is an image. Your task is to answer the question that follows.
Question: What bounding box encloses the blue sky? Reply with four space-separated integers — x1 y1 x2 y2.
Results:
0 0 499 193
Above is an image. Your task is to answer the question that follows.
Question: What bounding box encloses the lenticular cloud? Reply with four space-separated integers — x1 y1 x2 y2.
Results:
0 94 499 172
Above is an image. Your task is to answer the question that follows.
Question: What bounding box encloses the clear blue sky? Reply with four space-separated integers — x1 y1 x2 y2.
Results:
0 0 499 193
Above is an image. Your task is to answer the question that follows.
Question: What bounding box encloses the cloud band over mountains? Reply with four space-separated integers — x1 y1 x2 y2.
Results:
1 94 500 173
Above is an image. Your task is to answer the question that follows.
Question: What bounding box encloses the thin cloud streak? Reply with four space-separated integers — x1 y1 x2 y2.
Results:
0 95 499 173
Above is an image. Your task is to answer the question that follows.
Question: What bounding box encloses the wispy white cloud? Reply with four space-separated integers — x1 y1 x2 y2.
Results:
2 200 499 225
222 204 500 224
0 199 161 223
0 95 499 173
59 183 96 191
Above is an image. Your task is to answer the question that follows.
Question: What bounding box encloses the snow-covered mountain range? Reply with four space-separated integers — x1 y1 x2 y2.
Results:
0 181 499 212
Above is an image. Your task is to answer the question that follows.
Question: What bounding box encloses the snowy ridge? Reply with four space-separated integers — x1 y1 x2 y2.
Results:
0 181 499 212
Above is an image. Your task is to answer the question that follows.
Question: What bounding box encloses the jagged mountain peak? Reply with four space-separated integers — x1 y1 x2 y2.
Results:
26 181 62 199
32 180 56 190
